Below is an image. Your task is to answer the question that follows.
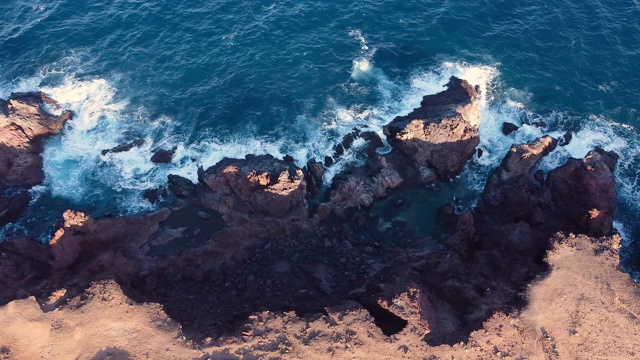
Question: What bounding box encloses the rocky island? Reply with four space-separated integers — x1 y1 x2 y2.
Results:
0 77 638 359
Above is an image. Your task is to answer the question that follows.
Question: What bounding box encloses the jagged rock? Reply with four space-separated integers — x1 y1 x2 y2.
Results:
479 136 558 223
360 131 384 158
283 154 295 163
167 175 196 198
384 77 481 182
0 188 30 227
304 158 324 196
558 131 573 147
143 187 168 204
318 155 403 218
0 92 72 187
501 122 519 135
101 139 145 156
324 156 334 167
546 148 618 236
151 148 175 164
197 155 308 219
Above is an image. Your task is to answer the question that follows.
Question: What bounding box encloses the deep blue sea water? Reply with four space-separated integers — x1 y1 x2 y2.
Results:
2 0 640 276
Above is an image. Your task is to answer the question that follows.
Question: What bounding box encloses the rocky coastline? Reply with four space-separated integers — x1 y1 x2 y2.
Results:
0 77 638 359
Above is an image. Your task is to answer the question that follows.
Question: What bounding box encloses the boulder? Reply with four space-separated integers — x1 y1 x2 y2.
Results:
501 122 519 135
383 77 481 182
197 155 308 219
150 148 175 164
546 148 618 236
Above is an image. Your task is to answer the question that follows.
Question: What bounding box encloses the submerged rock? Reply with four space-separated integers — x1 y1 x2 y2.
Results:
101 139 145 156
384 76 481 182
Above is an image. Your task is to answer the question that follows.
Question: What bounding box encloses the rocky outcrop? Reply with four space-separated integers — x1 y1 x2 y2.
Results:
0 209 169 304
317 154 403 218
0 92 72 227
547 147 618 236
384 77 480 183
479 135 558 224
0 92 72 187
197 155 308 220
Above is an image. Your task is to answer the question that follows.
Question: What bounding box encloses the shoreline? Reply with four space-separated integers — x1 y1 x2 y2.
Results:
0 76 638 358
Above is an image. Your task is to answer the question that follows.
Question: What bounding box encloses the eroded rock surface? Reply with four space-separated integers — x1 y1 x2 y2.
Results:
197 154 308 220
0 92 72 227
0 92 72 187
384 77 480 182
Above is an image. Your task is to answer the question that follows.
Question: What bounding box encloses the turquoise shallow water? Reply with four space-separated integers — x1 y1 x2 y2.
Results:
1 0 640 276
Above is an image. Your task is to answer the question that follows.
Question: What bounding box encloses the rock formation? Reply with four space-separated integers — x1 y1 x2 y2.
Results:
0 85 634 360
0 92 72 226
197 154 308 220
384 77 481 183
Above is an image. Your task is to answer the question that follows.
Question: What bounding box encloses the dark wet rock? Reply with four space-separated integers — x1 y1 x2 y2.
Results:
531 120 548 128
360 131 385 158
168 175 196 198
341 131 357 150
383 77 480 182
501 122 519 135
0 92 72 187
317 155 403 218
534 169 545 186
479 136 558 223
143 187 168 204
0 188 31 227
197 155 308 219
477 148 483 158
101 139 145 156
283 154 295 163
304 158 324 196
324 156 334 167
334 144 344 157
546 148 617 236
151 148 175 164
558 131 573 147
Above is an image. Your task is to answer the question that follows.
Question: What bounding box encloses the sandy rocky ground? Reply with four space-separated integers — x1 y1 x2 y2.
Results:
0 234 638 359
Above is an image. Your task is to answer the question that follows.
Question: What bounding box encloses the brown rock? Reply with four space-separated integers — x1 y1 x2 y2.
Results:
197 155 308 219
0 92 72 187
384 77 481 182
479 136 558 223
546 148 618 236
319 155 403 217
304 158 324 196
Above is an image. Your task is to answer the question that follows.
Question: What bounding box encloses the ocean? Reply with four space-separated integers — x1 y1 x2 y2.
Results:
1 0 640 276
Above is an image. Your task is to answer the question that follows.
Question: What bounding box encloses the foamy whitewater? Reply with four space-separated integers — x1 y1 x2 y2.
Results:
2 0 640 277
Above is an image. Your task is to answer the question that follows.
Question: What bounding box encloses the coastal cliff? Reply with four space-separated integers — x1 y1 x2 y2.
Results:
0 78 638 359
